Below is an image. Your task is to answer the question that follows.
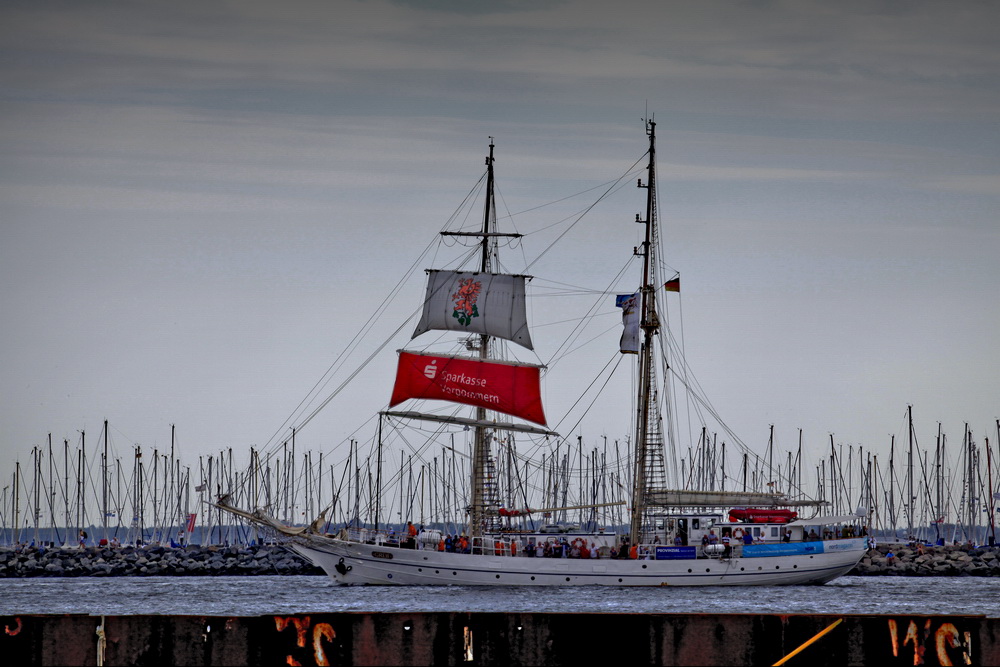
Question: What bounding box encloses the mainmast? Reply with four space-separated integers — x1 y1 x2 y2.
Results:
629 120 662 546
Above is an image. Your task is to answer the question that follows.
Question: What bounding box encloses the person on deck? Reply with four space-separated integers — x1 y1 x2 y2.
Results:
404 521 417 549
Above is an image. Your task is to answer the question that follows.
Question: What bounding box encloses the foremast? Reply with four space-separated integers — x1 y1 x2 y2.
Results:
629 120 665 547
457 138 521 543
385 137 552 543
468 139 496 542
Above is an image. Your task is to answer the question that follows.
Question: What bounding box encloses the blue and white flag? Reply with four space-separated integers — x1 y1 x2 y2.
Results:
616 293 639 354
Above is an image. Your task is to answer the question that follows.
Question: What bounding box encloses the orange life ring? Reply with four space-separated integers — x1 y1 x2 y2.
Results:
572 538 586 549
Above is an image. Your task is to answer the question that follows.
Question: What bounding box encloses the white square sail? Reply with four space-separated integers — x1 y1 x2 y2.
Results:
412 270 533 350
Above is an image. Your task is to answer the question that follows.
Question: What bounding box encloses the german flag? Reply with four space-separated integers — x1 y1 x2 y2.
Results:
663 274 680 292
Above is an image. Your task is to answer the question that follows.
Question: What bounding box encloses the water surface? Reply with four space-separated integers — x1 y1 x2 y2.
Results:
2 575 996 617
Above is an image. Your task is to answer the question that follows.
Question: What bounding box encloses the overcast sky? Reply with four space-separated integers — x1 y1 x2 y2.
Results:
2 0 998 495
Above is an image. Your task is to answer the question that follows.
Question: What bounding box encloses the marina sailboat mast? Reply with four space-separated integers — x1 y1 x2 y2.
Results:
629 119 664 547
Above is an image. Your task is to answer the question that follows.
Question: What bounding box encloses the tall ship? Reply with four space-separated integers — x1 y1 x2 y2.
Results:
220 120 869 586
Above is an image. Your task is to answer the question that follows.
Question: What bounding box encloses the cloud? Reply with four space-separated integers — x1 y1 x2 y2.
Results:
923 174 1000 196
4 1 999 124
1 0 998 497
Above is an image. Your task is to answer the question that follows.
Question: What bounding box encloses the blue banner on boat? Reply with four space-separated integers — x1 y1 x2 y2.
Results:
823 537 868 553
655 546 697 560
742 542 824 558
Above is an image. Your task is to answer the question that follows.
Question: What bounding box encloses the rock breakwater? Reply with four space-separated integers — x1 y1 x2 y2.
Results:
2 542 997 577
0 544 323 577
851 543 1000 577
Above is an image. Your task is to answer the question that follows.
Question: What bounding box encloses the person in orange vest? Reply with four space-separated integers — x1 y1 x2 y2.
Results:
629 543 639 559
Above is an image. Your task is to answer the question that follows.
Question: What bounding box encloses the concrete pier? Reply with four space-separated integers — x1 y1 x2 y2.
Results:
2 612 997 666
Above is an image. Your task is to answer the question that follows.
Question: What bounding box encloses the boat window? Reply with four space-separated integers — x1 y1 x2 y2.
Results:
692 519 700 530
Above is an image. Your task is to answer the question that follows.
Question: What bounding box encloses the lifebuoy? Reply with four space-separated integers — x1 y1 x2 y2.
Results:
572 538 586 549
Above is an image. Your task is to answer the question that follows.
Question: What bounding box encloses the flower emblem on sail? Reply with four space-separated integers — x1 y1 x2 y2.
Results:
451 278 482 326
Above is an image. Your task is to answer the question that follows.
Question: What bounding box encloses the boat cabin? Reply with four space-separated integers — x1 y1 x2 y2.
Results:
646 513 725 547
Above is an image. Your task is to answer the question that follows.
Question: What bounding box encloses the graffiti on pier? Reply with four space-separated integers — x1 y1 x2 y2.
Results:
274 616 338 666
4 618 21 636
887 618 973 666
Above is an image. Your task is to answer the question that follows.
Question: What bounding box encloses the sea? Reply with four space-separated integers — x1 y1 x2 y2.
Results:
1 576 998 617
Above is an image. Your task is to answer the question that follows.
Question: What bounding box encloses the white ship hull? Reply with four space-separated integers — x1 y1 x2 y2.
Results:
291 536 868 587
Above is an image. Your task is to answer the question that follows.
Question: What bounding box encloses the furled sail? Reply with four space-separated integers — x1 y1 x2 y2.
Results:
382 411 558 437
644 489 830 508
412 270 533 350
388 350 547 426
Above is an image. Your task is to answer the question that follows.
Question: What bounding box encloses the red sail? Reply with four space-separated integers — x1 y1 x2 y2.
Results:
389 351 547 426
